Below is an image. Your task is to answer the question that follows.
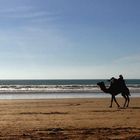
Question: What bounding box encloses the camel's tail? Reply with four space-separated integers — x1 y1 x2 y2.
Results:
124 87 131 96
127 88 131 96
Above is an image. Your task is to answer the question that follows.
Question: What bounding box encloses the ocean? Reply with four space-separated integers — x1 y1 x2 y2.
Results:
0 79 139 99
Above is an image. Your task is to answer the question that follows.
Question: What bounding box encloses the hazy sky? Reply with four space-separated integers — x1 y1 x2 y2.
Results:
0 0 140 79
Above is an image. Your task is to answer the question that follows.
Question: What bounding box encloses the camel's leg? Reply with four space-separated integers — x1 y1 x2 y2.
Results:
122 95 127 108
113 96 120 108
126 95 130 107
110 95 113 108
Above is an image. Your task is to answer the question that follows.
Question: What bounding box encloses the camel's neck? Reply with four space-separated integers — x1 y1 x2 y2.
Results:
99 83 109 93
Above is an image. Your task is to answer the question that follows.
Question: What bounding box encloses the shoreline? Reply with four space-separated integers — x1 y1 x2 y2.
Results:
0 98 139 139
0 92 139 100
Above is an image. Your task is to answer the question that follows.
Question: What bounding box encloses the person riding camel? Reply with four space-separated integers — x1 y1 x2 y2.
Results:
118 75 125 88
108 75 130 96
118 75 131 96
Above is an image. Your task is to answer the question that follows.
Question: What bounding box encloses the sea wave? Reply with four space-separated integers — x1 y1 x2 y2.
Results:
0 84 139 93
0 85 99 93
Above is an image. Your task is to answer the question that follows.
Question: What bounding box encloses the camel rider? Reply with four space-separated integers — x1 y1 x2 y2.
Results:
118 75 127 90
118 75 131 96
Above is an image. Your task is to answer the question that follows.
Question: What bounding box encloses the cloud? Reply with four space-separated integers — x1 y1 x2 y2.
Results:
102 54 140 78
0 6 32 13
0 21 74 67
0 5 57 22
113 54 140 65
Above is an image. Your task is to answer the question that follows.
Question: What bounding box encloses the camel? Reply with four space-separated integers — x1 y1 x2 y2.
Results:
97 81 130 108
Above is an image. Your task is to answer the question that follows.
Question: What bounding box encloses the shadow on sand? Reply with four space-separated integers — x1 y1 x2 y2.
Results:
128 107 140 110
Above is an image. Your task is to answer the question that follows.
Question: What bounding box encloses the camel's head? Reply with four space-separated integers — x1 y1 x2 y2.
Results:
97 81 107 92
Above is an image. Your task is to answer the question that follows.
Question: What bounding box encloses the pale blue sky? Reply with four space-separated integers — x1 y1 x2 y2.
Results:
0 0 140 79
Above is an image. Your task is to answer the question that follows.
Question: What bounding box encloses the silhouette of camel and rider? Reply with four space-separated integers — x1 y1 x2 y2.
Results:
107 75 130 96
97 75 130 108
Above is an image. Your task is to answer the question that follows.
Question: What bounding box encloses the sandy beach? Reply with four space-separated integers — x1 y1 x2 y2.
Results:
0 98 139 140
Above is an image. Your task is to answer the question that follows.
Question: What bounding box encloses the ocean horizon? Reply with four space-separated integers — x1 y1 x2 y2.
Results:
0 79 139 97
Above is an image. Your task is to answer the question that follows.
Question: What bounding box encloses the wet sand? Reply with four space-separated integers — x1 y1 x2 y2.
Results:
0 98 139 139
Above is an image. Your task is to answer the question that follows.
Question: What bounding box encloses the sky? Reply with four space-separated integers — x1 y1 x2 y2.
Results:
0 0 140 79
